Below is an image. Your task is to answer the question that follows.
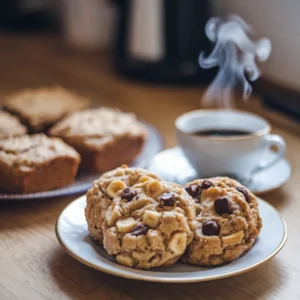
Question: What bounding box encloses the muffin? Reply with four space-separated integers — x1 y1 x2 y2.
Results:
3 87 89 132
183 178 261 266
50 108 147 173
0 134 80 193
0 111 27 139
85 165 160 244
103 180 196 269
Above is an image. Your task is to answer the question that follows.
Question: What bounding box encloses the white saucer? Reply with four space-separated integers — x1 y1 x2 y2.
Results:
148 147 291 194
56 195 287 283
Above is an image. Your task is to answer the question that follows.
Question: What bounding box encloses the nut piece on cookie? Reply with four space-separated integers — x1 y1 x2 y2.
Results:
143 210 162 228
102 181 196 269
183 177 262 266
106 180 127 198
85 165 160 244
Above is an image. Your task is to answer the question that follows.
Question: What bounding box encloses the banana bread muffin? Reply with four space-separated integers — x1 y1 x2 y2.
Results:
4 87 89 132
0 134 80 193
183 178 261 266
103 180 196 269
50 108 147 173
0 111 27 139
85 165 160 244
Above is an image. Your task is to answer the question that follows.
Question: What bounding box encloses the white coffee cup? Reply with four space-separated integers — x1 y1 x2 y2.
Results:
175 109 286 183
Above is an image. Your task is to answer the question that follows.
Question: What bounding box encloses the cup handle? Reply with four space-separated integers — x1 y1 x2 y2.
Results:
253 134 286 175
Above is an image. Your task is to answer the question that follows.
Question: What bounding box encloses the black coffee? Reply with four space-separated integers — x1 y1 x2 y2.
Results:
192 129 251 137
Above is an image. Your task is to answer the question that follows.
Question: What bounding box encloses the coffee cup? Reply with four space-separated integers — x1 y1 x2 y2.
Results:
175 109 286 183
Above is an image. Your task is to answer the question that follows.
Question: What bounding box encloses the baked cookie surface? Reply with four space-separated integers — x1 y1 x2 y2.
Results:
183 178 261 266
85 165 160 244
209 177 262 233
103 180 196 269
0 111 27 139
0 134 80 193
50 108 147 172
4 87 88 132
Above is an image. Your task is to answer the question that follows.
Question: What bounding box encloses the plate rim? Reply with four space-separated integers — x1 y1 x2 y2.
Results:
55 195 288 283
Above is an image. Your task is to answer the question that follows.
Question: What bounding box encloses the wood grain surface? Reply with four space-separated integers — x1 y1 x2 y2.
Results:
0 34 299 300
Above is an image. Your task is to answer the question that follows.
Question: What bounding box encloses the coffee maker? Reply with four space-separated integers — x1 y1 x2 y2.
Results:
113 0 214 84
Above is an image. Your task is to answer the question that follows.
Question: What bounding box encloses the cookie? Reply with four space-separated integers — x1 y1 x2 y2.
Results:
183 178 261 266
50 108 146 173
102 180 196 269
209 177 262 233
0 111 27 139
85 165 160 244
4 87 89 132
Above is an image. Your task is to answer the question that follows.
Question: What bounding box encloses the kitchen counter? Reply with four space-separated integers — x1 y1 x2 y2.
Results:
0 34 299 300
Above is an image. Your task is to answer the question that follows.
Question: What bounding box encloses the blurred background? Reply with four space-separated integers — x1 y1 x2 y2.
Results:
0 0 300 130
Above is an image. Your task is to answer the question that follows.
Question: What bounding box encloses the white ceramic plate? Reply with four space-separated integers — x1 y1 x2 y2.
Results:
148 147 292 195
56 195 287 283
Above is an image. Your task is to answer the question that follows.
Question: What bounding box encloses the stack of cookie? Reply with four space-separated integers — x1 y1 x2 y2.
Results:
85 165 262 269
0 88 147 193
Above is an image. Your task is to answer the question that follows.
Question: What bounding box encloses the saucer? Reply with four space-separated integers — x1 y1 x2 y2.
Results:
56 195 287 283
148 147 291 194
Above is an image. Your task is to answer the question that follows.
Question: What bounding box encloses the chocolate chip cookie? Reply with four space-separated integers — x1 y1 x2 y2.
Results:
183 178 261 266
209 177 262 233
85 165 160 244
102 180 196 269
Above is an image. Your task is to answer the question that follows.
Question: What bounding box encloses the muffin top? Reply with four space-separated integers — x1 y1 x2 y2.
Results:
0 111 27 139
0 134 80 169
50 108 146 148
4 87 89 131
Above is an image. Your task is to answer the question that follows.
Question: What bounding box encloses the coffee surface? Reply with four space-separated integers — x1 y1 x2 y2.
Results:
192 129 251 137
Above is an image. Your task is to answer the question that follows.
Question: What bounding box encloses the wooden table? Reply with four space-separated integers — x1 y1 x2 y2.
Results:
0 34 299 300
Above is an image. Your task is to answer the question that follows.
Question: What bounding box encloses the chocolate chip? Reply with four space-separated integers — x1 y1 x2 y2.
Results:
121 187 137 201
236 187 249 203
202 220 220 236
185 184 200 198
200 180 214 190
160 192 176 206
214 197 233 215
131 224 149 236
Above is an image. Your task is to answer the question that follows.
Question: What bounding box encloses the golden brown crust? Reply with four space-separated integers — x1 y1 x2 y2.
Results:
4 87 89 132
50 108 147 172
0 111 27 139
0 134 80 193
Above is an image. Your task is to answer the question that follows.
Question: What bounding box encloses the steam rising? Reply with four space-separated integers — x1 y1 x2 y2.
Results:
200 15 271 107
